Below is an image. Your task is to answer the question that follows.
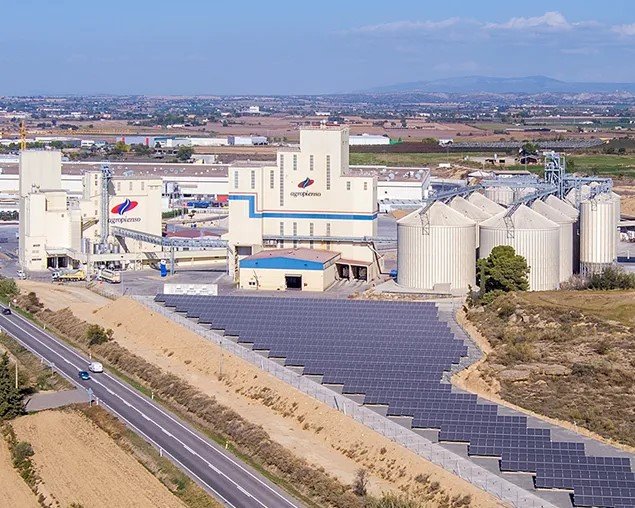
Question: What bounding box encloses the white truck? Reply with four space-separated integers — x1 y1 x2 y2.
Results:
97 269 121 284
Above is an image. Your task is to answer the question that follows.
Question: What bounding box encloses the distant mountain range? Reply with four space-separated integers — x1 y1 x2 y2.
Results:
365 75 635 94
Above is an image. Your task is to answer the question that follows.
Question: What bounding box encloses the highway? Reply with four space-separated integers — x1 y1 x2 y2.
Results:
0 304 302 508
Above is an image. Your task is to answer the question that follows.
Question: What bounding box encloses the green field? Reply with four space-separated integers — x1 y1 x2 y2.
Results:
350 151 635 178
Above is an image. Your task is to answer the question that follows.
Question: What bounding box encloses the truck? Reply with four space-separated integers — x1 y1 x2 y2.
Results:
52 269 86 282
97 268 121 284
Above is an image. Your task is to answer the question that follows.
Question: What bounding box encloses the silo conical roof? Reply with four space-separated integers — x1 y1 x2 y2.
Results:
449 196 491 222
398 201 476 227
467 192 506 215
480 204 559 230
532 200 576 224
545 195 579 220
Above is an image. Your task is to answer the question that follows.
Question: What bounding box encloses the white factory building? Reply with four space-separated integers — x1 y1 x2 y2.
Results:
349 134 391 146
19 150 165 272
225 127 382 291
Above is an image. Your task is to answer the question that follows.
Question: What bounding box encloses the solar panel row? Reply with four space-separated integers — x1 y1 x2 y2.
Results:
156 294 635 508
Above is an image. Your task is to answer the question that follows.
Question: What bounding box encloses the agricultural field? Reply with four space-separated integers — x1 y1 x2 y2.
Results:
461 290 635 450
0 436 39 508
11 409 187 508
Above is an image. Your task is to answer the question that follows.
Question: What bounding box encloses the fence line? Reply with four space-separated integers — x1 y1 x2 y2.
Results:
137 296 557 508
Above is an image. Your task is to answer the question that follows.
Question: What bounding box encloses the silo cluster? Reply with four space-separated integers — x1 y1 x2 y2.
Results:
396 184 620 292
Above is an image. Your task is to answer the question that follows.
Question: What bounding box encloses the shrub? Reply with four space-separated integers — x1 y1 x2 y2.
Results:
352 468 368 497
0 278 19 298
588 266 635 290
85 324 114 346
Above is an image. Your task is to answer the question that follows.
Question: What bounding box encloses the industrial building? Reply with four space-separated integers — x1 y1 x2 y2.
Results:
18 150 225 274
396 152 621 293
349 134 391 146
225 127 385 289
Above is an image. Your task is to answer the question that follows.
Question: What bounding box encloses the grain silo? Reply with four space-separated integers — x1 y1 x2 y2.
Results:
545 194 581 274
579 194 617 273
467 192 506 215
479 205 560 291
397 202 476 292
531 200 576 282
485 186 514 205
449 196 492 249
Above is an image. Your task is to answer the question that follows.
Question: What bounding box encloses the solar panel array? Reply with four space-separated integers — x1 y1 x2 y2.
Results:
156 294 635 508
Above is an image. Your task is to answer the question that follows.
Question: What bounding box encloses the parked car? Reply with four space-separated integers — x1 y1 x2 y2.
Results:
78 371 90 381
2 308 11 315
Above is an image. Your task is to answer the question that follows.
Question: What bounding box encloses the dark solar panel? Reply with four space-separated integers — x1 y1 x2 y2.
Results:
155 294 635 508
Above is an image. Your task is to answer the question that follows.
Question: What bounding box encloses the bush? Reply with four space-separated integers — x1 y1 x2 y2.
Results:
588 266 635 290
0 278 19 299
85 324 114 346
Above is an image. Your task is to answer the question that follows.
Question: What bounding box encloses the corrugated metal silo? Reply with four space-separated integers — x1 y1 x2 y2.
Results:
397 201 476 292
485 186 514 205
531 200 576 282
467 192 506 215
449 196 491 249
479 204 560 291
579 194 617 273
545 194 581 274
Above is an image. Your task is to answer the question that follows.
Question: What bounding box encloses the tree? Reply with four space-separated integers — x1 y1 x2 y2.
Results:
176 146 194 161
520 142 538 155
352 468 369 497
131 143 152 156
110 141 130 155
477 245 530 295
86 324 114 346
0 353 24 420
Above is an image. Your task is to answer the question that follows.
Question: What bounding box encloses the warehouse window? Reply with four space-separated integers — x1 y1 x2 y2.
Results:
326 155 331 190
309 223 314 236
363 182 368 191
279 156 285 206
293 154 297 171
269 170 274 189
250 170 255 190
129 181 133 191
292 222 298 248
346 181 351 191
141 182 145 191
279 222 284 248
326 223 331 236
233 170 239 189
116 182 121 191
309 154 314 171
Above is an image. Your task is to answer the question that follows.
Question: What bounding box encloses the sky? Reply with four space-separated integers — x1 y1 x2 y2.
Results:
1 0 635 95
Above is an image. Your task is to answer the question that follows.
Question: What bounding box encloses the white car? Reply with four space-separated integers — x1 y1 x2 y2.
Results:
16 270 26 280
88 362 103 373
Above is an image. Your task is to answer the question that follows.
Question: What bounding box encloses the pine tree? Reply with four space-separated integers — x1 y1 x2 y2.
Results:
0 353 23 420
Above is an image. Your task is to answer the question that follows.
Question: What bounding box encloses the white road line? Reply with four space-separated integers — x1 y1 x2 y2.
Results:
7 308 297 507
1 311 273 508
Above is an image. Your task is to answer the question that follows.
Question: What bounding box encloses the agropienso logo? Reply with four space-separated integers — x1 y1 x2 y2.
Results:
291 177 321 197
111 198 138 215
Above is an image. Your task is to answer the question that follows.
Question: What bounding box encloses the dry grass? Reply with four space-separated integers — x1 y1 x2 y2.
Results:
467 291 635 448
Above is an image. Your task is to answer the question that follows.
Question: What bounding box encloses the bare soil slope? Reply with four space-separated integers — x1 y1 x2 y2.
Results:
0 436 39 508
12 410 185 508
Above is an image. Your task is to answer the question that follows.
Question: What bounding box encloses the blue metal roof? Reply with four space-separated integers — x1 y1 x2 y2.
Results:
240 256 326 271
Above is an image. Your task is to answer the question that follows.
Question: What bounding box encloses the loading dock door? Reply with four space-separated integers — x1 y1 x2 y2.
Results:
285 275 302 290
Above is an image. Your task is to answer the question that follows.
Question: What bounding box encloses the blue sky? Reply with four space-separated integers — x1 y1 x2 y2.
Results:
2 0 635 95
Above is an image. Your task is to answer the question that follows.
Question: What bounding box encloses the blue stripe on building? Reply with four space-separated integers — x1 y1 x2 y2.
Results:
239 257 326 271
229 194 377 221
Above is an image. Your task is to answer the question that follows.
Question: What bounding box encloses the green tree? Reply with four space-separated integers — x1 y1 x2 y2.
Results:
0 353 24 420
521 142 538 155
110 141 130 155
131 143 152 155
176 146 194 161
477 245 530 295
86 324 114 346
0 278 19 298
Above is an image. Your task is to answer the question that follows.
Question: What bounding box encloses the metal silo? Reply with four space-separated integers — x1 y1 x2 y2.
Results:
485 186 514 205
531 200 576 282
467 192 506 216
546 194 580 274
449 196 491 249
397 201 476 292
579 194 617 273
479 204 560 291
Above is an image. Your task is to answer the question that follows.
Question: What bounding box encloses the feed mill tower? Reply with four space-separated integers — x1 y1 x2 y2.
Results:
396 152 620 293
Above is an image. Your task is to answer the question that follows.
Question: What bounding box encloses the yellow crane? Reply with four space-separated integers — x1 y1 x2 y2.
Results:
19 120 27 150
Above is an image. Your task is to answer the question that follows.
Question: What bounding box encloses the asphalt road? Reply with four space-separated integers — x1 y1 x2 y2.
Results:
0 304 302 508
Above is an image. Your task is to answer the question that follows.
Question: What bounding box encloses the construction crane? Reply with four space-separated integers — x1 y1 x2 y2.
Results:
19 120 27 151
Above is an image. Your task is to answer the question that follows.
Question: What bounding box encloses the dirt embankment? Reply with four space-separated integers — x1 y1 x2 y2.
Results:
18 281 501 507
0 436 39 508
460 291 635 452
12 410 185 508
